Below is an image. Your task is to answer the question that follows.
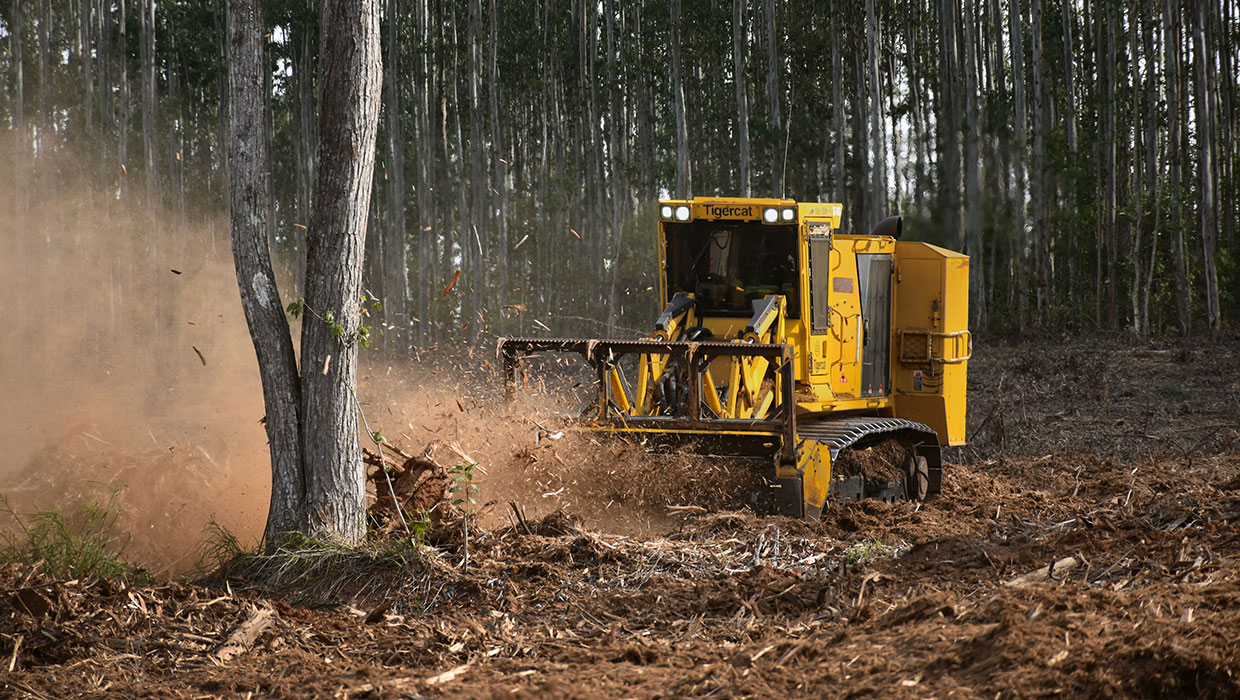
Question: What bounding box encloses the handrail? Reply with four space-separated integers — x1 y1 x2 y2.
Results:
898 328 972 365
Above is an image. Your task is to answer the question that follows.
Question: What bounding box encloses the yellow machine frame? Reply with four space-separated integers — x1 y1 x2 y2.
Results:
500 197 970 518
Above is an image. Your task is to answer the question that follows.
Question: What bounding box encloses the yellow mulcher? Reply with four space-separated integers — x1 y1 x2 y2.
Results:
500 197 971 518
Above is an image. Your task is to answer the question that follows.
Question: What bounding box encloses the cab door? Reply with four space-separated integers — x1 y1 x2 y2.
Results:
857 253 893 396
806 223 833 378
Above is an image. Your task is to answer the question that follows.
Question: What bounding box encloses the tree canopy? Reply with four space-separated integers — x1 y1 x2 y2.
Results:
3 0 1236 342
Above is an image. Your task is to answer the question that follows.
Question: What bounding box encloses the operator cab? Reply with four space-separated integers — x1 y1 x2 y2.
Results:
663 219 801 318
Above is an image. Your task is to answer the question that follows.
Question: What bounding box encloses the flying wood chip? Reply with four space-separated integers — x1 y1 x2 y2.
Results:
442 269 462 297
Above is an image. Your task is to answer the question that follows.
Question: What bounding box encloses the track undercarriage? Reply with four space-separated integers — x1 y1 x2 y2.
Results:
499 336 942 519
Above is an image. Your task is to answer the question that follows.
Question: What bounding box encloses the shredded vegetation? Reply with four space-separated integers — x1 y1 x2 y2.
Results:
841 537 908 566
0 490 152 583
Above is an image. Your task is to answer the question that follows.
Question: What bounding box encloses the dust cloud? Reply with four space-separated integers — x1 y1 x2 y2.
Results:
0 141 737 576
360 361 761 537
0 143 271 575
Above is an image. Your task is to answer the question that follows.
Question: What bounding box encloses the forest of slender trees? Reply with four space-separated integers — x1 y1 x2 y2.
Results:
2 0 1237 350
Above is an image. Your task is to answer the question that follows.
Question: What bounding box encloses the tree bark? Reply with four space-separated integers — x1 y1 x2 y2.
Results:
490 0 508 325
141 0 159 211
764 0 781 195
1009 0 1028 331
1194 0 1221 338
299 0 383 544
385 0 408 352
1165 0 1189 336
963 0 985 326
733 0 751 197
937 0 962 251
226 0 306 543
832 9 844 200
37 0 49 136
466 0 485 337
1105 2 1118 330
80 0 94 132
671 0 689 197
12 0 26 213
866 0 886 224
119 0 130 198
1030 0 1049 327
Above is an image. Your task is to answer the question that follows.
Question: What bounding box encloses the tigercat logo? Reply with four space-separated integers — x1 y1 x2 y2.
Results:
704 204 755 219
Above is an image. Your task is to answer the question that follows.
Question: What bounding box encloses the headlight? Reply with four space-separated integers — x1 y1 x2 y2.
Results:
660 204 673 219
781 207 796 221
762 207 779 223
674 205 691 221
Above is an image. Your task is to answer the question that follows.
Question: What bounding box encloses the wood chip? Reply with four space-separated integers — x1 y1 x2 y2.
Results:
213 608 274 662
424 661 471 685
1005 557 1079 586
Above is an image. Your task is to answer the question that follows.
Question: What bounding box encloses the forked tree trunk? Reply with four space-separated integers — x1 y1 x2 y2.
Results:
226 0 305 543
228 0 382 546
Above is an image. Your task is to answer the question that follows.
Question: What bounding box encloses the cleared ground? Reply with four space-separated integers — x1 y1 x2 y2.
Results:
4 336 1240 699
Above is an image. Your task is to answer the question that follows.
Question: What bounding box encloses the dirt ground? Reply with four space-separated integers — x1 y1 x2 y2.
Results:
4 335 1240 699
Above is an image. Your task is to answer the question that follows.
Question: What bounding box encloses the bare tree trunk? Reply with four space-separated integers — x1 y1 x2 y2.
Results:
1009 0 1028 331
671 0 689 197
1129 13 1142 336
937 0 962 251
853 33 869 233
141 0 159 211
1165 0 1189 336
12 0 26 213
385 0 408 352
1031 0 1049 327
765 0 781 195
300 0 383 544
832 9 844 199
1061 0 1077 301
963 0 985 326
605 0 626 330
414 0 432 347
733 0 751 197
1105 2 1118 330
1194 0 1221 338
100 0 114 134
119 0 130 199
866 0 886 223
80 0 94 131
37 0 49 138
489 0 508 325
466 0 485 338
226 0 305 544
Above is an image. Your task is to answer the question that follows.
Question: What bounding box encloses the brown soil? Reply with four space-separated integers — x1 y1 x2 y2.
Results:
4 335 1240 698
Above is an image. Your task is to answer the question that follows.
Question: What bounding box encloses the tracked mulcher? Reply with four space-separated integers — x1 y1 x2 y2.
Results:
500 198 970 518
